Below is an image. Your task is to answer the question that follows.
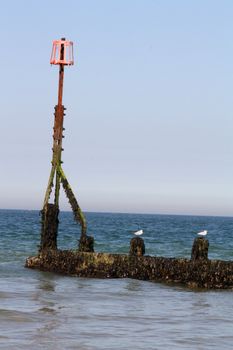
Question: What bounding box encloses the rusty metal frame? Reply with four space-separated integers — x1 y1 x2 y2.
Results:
43 38 86 236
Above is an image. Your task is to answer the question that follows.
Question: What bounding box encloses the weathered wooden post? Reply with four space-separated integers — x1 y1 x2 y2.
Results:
191 237 209 261
40 38 94 252
129 237 145 257
40 204 59 251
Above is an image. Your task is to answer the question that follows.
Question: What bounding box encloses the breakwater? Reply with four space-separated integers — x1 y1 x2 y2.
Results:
25 237 233 289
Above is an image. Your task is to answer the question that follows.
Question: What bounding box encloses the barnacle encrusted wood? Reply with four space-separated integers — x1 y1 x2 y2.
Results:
40 204 59 251
25 250 233 289
27 234 233 289
129 237 145 256
191 237 209 261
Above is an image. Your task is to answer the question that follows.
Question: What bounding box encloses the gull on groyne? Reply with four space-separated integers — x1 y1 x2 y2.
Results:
133 229 143 236
197 230 208 236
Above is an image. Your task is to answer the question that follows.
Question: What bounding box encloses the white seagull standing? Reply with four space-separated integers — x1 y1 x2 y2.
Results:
197 230 208 236
133 229 143 236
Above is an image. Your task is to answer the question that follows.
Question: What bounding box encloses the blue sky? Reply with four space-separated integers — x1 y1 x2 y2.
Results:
1 0 233 216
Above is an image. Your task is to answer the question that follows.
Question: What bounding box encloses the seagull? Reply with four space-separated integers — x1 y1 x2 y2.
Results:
133 229 143 236
197 230 208 236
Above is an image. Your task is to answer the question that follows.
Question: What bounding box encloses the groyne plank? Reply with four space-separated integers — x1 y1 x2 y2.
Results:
25 251 233 289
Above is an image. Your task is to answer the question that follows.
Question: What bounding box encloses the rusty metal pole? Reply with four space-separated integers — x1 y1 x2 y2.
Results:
40 38 93 253
54 40 65 206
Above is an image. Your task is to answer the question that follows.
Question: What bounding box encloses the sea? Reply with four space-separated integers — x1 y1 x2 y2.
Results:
1 209 233 350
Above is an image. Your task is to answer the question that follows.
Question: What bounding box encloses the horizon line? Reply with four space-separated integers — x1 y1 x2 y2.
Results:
0 207 233 219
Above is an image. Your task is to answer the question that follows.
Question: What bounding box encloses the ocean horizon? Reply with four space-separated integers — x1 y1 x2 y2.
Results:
2 206 233 219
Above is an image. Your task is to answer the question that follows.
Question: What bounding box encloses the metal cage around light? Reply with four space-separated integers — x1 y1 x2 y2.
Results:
50 39 74 66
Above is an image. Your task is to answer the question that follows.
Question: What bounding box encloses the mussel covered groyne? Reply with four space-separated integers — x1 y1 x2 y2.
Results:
26 237 233 289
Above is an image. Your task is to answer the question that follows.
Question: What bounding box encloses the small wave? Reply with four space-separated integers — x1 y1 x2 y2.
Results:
0 309 36 323
38 307 56 314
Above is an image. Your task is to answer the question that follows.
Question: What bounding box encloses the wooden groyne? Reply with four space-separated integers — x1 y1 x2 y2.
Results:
25 237 233 289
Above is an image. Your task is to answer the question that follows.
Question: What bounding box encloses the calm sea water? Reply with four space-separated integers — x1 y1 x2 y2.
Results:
1 209 233 349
